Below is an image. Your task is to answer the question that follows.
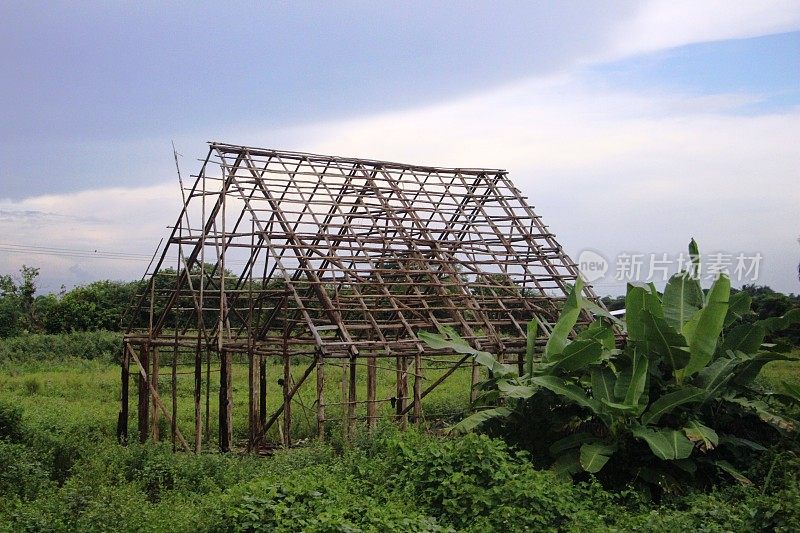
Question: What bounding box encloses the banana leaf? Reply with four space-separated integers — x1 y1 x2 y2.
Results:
662 272 703 330
632 426 694 460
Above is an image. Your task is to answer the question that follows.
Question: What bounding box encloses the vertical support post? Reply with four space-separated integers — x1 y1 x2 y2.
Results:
282 341 291 447
118 342 130 444
247 216 259 451
316 350 325 439
248 346 260 449
396 355 408 429
194 337 202 453
413 352 422 424
171 344 178 452
137 343 150 443
366 354 377 431
470 361 480 403
341 358 348 439
348 354 357 435
219 348 232 452
218 155 230 452
151 346 160 441
259 356 267 431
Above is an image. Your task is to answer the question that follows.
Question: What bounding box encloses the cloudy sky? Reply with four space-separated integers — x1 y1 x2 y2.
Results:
1 1 798 294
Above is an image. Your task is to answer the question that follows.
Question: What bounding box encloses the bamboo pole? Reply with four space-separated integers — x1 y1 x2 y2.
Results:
171 343 178 452
316 351 325 439
137 343 149 443
366 353 377 431
194 336 202 453
413 352 422 424
219 348 232 452
341 358 348 439
282 327 291 447
117 342 130 444
151 346 160 441
348 354 357 435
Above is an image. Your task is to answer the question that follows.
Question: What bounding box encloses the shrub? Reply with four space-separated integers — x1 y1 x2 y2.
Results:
0 440 53 500
373 431 616 531
0 330 122 364
0 399 23 441
23 377 41 395
422 239 800 493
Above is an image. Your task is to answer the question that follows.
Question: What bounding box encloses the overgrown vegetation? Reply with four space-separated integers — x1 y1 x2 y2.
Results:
1 242 799 531
422 240 800 496
2 383 800 531
0 266 142 337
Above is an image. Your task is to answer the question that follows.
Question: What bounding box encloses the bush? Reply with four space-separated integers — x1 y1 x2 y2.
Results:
422 240 800 493
212 465 451 533
0 330 121 364
0 400 23 441
0 440 54 501
370 431 616 531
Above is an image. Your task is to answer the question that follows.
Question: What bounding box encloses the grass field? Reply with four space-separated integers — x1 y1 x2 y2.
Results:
1 342 799 531
0 356 475 450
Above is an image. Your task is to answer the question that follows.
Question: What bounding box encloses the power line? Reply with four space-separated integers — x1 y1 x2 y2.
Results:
0 242 250 266
0 242 152 259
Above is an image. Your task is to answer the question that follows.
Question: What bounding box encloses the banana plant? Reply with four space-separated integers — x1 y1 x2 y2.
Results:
420 240 800 490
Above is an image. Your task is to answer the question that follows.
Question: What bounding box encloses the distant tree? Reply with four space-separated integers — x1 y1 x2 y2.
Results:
0 265 41 336
37 279 144 333
734 284 800 345
600 294 625 311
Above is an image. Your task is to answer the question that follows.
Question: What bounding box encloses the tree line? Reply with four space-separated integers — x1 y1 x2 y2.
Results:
1 265 799 344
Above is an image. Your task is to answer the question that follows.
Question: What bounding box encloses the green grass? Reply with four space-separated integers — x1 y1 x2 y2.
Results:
1 346 800 531
0 355 474 450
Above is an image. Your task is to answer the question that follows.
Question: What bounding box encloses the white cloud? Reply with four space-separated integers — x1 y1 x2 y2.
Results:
3 0 800 294
604 0 800 61
0 184 181 290
4 74 798 294
218 75 800 294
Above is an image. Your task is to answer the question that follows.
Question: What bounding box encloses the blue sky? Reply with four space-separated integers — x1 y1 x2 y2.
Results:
587 31 800 113
0 1 798 294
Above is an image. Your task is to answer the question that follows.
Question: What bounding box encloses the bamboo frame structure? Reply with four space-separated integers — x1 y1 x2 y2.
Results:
116 142 601 452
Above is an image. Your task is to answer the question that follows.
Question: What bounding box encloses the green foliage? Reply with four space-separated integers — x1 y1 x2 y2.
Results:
2 364 800 531
0 265 40 336
37 280 143 334
423 239 800 493
0 265 145 338
0 399 23 441
0 330 121 364
738 284 800 346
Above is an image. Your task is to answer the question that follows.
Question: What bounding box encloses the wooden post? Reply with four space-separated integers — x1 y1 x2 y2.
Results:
248 346 260 449
282 316 291 447
171 344 178 452
470 361 480 403
366 354 377 431
396 355 408 429
259 356 267 431
219 348 232 452
341 358 348 439
413 352 422 424
194 337 202 453
117 342 130 444
282 351 291 447
316 350 325 439
151 346 160 441
137 343 150 443
348 354 357 435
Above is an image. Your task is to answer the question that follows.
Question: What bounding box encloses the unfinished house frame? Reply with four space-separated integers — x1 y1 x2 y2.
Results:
117 142 599 452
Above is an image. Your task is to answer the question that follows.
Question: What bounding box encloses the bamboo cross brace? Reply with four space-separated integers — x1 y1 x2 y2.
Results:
126 343 191 451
